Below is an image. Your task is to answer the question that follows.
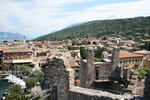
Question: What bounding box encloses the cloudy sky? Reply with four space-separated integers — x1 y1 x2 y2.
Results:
0 0 150 39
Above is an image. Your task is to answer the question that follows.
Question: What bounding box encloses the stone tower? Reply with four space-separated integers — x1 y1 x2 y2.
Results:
112 47 120 70
80 47 94 88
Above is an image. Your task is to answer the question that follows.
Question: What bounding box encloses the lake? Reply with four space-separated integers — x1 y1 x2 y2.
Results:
0 78 12 98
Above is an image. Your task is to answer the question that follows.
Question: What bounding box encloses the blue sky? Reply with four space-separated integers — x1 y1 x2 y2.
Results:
0 0 150 39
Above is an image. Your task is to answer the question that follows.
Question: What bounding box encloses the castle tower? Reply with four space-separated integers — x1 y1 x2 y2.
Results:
112 47 120 70
80 47 94 88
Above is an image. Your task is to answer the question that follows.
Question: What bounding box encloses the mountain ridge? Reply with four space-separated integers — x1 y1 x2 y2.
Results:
34 16 150 41
0 32 25 41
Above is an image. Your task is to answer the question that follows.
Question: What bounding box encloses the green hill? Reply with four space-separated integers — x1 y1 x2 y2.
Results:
34 16 150 41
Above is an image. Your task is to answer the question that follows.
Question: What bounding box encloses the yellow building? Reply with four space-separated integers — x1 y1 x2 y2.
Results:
134 50 150 68
109 51 144 68
143 56 150 68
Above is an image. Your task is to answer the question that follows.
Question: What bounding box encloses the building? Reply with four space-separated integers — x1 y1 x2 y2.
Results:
143 56 150 68
119 40 135 47
109 51 144 67
2 48 33 64
133 50 150 68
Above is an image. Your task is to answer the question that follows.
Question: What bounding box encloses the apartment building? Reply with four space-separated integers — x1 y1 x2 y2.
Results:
2 48 33 64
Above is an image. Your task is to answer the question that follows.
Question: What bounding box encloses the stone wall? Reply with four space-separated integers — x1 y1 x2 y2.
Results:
68 86 133 100
43 56 74 100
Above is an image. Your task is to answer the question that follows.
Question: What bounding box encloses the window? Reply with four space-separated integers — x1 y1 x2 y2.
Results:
75 69 79 73
132 60 134 63
129 60 131 63
120 61 122 64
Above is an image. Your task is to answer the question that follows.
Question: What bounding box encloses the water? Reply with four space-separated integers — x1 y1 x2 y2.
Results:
0 79 12 98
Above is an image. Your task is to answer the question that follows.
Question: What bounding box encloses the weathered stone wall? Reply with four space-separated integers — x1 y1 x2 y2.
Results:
43 56 74 100
144 74 150 100
68 86 133 100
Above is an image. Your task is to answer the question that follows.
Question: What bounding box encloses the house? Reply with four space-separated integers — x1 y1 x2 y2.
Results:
109 51 144 67
119 40 135 47
120 46 134 52
134 50 150 68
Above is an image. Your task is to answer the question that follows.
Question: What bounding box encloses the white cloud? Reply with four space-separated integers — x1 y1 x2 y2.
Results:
0 0 150 39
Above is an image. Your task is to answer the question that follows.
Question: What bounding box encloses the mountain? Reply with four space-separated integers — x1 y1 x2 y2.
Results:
0 32 25 41
66 22 85 28
34 16 150 41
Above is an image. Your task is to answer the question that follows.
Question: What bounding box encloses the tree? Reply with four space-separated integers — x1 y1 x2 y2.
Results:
5 94 28 100
31 70 44 83
14 65 32 76
71 52 78 58
3 40 8 43
25 77 38 91
134 68 150 80
80 47 87 59
7 84 22 95
94 47 106 58
67 46 73 50
93 41 97 45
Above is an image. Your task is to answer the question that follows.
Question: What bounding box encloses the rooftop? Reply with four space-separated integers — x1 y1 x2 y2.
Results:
109 51 144 59
3 48 33 53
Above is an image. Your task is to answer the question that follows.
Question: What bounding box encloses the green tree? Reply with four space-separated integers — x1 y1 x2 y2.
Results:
93 41 97 45
134 68 150 80
80 47 87 59
3 40 8 43
94 47 106 58
94 58 104 62
25 77 37 91
67 46 73 50
71 52 78 58
5 94 28 100
31 70 44 82
7 84 22 95
14 65 32 76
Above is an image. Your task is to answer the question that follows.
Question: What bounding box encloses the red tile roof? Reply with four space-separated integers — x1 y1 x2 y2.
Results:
109 51 144 59
69 57 79 68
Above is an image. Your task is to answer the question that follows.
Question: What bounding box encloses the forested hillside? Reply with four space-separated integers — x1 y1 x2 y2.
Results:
34 16 150 41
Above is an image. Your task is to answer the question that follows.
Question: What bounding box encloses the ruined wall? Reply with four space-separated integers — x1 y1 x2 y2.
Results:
43 56 74 100
68 86 133 100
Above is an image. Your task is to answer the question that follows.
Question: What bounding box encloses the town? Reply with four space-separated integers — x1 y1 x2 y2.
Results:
0 36 150 100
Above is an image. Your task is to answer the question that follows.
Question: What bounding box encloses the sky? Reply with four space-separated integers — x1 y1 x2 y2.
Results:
0 0 150 39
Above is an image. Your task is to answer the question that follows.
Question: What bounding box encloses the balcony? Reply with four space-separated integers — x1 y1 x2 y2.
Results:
12 59 32 63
